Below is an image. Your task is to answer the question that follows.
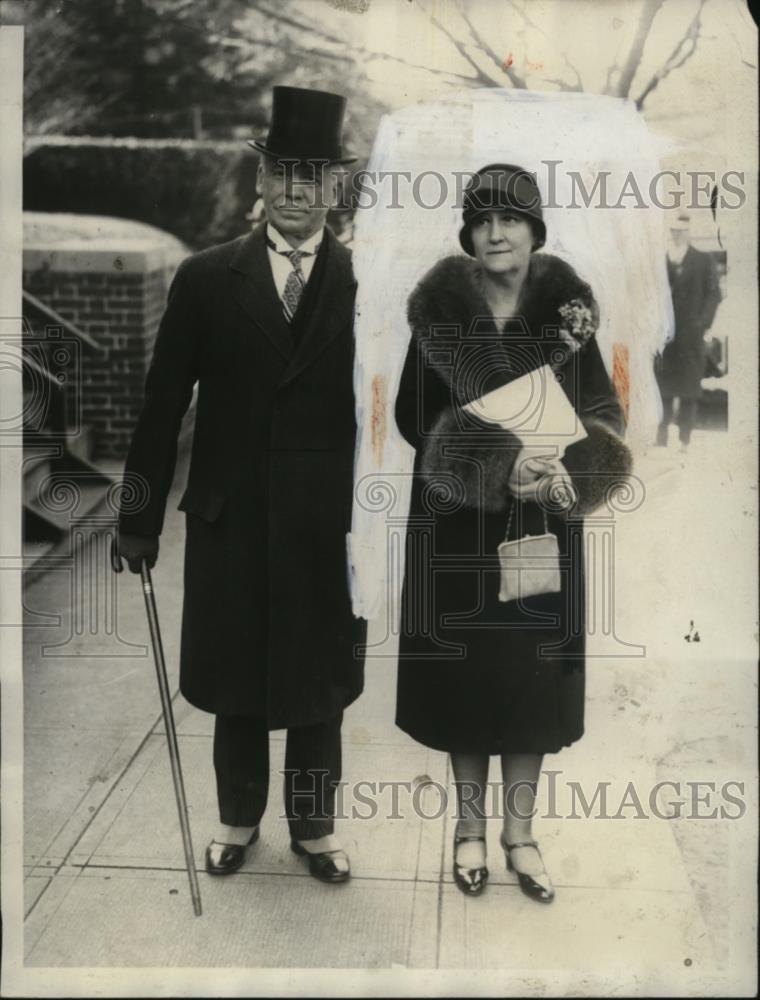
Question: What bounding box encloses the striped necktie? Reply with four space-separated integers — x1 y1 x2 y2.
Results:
266 237 318 323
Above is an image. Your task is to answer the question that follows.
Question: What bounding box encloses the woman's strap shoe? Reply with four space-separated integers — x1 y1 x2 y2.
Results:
500 836 555 903
290 838 351 883
205 827 260 876
453 833 488 896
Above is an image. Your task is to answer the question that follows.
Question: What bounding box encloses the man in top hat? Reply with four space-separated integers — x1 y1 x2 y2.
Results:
116 87 366 882
656 209 721 451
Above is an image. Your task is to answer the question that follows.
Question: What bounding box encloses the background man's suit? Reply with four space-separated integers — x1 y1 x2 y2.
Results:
656 243 721 445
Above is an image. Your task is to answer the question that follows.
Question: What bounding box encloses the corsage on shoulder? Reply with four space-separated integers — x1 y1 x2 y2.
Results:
557 298 598 354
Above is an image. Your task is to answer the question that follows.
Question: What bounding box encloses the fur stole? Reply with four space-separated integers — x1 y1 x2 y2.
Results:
408 253 632 516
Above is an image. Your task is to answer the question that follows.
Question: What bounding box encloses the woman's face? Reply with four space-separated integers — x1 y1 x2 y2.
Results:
470 211 534 276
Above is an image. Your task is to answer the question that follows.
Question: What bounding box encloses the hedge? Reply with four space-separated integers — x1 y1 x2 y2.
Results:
23 140 259 250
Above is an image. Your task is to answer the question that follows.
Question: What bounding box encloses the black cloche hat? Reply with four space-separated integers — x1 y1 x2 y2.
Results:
459 164 546 256
248 86 356 165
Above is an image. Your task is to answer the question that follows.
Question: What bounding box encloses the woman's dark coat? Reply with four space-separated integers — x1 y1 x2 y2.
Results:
119 223 366 726
657 246 721 400
394 253 631 755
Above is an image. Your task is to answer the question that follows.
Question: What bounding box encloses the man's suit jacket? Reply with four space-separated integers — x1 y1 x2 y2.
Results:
119 222 366 725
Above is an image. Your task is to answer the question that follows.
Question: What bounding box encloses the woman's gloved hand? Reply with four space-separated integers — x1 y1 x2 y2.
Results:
537 460 578 514
507 449 556 502
508 450 578 512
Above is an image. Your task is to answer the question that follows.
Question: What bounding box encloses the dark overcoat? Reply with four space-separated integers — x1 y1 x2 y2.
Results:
657 246 721 400
394 253 631 755
119 223 366 726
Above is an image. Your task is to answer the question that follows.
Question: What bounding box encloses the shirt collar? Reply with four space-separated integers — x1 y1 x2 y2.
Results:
667 242 689 265
266 223 323 256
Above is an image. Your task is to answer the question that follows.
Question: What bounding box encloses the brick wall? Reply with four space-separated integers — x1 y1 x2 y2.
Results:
23 214 188 460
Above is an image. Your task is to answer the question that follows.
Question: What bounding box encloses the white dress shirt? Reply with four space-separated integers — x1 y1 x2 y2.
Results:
265 223 323 301
667 242 689 266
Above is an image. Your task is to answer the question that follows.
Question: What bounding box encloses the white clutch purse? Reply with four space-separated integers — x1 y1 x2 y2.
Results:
497 502 561 603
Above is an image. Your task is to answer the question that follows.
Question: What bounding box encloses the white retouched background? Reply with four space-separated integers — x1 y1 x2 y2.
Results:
349 88 675 620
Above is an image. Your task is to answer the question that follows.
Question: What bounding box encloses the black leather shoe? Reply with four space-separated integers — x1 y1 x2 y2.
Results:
500 835 555 903
205 827 260 875
290 838 351 883
453 833 488 896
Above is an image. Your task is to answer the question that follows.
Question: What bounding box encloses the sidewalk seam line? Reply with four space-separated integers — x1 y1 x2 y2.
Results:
58 706 166 869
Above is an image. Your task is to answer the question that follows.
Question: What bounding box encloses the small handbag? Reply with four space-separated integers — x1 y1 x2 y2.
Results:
497 501 561 603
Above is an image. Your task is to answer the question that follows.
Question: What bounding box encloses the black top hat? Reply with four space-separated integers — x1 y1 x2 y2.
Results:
459 164 546 256
248 86 356 165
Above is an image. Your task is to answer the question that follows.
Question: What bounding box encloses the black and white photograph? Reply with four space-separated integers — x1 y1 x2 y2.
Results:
0 0 757 996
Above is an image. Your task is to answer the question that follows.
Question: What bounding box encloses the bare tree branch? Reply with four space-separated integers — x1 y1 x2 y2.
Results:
616 0 665 98
250 0 709 116
214 33 354 64
249 0 349 49
633 0 708 108
454 0 527 87
602 61 620 95
361 50 487 85
506 0 583 90
601 26 630 97
414 0 500 87
246 1 483 85
542 76 584 92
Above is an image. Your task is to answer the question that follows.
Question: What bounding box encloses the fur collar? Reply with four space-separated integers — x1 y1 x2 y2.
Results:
408 252 632 518
408 252 596 345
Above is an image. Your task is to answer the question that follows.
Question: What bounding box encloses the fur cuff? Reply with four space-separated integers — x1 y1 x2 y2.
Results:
562 419 633 516
419 407 522 513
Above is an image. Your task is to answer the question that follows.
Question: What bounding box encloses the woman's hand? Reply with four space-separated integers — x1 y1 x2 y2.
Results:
508 451 578 512
539 460 578 514
507 449 556 502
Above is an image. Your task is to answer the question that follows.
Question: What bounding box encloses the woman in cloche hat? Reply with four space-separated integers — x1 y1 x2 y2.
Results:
394 164 632 902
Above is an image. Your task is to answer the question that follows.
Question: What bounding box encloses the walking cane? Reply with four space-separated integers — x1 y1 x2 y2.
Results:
111 537 203 917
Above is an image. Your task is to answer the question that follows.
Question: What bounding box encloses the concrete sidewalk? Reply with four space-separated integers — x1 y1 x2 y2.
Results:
21 432 756 992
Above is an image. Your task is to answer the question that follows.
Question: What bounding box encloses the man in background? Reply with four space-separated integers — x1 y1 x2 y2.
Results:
655 210 721 451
